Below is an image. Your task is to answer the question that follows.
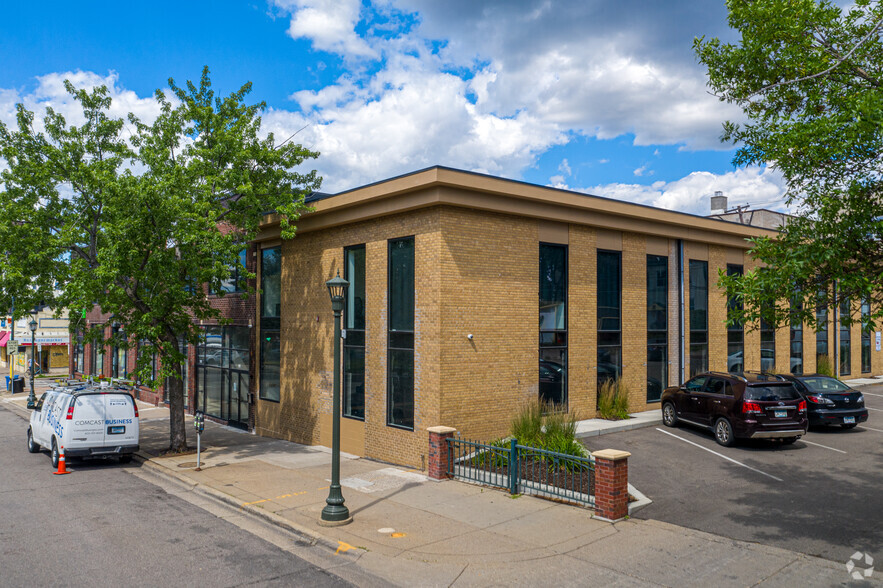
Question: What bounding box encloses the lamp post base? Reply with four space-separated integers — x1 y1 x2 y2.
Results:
317 514 353 527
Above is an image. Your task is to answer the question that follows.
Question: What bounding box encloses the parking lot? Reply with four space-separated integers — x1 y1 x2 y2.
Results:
581 382 883 564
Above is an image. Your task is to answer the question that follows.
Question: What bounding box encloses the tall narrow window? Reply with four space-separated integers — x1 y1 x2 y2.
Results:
91 326 104 376
816 291 829 366
112 325 127 378
597 250 622 387
540 244 568 407
861 297 871 373
220 248 248 293
647 255 667 402
840 298 851 376
343 245 366 420
760 302 776 372
726 264 744 372
688 260 708 377
74 328 84 373
790 298 803 374
260 247 281 401
388 237 414 429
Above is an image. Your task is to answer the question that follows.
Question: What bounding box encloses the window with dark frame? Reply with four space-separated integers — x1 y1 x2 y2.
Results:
91 326 104 376
388 237 415 429
688 260 708 377
540 243 568 408
726 264 744 373
760 302 776 372
861 297 871 373
816 290 829 366
598 250 622 387
112 325 127 378
790 297 803 374
343 245 366 420
220 248 249 293
840 297 851 376
646 254 667 402
75 328 84 373
260 247 281 402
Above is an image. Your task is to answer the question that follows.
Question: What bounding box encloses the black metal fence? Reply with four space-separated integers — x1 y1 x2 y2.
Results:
446 437 595 507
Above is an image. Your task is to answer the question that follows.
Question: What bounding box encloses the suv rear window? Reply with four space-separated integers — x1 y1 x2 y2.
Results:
744 385 800 401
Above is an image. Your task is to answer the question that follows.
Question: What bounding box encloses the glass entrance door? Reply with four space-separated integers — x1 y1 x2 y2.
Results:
196 326 250 429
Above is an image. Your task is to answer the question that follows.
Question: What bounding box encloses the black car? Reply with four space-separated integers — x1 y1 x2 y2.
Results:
779 374 868 429
661 371 807 447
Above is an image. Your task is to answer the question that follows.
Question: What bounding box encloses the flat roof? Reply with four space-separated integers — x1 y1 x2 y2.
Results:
260 166 777 249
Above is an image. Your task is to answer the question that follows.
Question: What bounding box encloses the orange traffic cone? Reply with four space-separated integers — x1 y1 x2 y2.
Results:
54 445 70 475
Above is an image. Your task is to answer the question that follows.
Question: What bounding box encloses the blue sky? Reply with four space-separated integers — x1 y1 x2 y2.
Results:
0 0 790 215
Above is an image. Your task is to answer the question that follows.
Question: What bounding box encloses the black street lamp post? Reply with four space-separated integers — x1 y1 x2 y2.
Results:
27 317 37 409
320 271 351 525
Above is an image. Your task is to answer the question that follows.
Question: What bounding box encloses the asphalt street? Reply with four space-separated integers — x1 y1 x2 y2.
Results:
582 383 883 564
0 404 355 588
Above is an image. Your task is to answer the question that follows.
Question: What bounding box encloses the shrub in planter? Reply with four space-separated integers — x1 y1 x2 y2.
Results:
598 379 630 420
816 354 834 377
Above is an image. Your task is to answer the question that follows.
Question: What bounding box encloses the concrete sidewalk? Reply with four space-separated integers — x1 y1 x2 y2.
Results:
576 409 662 438
2 385 872 587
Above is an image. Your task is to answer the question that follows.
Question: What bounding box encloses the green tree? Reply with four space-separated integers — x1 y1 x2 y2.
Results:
695 0 883 332
0 67 320 452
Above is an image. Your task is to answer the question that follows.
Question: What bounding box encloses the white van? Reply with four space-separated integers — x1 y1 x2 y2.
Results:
27 387 140 467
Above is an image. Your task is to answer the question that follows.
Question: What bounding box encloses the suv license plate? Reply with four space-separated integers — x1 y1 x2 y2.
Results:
843 416 856 424
774 410 787 418
108 426 125 434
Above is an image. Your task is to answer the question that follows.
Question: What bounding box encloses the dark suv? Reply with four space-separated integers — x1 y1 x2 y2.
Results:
661 372 808 447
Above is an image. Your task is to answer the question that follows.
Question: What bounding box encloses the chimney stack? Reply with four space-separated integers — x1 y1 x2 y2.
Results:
710 190 727 215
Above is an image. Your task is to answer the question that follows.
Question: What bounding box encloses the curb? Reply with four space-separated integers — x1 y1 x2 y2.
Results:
627 483 652 516
133 454 339 552
576 416 662 438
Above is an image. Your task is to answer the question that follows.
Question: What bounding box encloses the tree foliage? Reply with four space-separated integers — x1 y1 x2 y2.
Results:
695 0 883 330
0 67 320 451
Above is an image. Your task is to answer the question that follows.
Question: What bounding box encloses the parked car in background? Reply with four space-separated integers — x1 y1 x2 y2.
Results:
661 371 807 447
778 374 868 429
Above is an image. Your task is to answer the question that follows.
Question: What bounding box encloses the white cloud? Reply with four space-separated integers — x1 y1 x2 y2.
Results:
0 71 167 134
271 0 376 58
581 167 789 216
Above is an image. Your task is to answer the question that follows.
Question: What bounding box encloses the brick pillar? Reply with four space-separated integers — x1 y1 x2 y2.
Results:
427 426 457 480
592 449 631 522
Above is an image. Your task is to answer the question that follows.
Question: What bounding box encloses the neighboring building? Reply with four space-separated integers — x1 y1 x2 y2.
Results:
68 167 883 468
2 308 70 376
706 190 795 229
69 245 258 430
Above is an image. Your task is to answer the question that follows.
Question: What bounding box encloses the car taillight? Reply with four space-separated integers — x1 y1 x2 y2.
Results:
806 394 834 406
66 406 74 420
798 400 807 413
742 401 762 414
133 402 139 418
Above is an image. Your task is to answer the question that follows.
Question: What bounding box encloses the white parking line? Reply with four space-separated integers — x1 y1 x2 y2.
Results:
861 426 883 433
801 440 847 454
866 407 883 412
861 392 883 397
655 428 783 482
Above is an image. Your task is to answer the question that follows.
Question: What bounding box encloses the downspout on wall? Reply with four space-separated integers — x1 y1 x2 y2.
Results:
678 239 685 383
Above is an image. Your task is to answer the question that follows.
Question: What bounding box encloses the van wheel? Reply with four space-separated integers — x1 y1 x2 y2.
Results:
119 455 133 465
714 418 735 447
27 428 40 453
662 402 678 427
51 439 60 469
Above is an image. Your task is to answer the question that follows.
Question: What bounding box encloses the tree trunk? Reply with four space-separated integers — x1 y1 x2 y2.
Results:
164 333 188 453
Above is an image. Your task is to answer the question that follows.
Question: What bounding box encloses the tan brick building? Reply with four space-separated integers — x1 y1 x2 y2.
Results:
248 167 883 469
